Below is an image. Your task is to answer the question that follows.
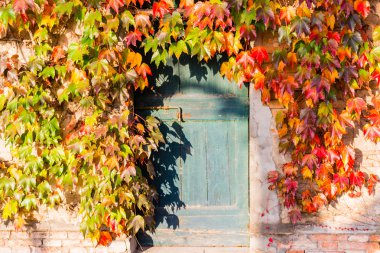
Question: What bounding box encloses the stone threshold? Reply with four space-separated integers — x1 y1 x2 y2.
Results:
136 247 249 253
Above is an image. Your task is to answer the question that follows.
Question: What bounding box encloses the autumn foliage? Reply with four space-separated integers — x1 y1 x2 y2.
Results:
0 0 379 245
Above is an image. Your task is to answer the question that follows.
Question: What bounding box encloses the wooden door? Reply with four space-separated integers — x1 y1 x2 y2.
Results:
136 56 249 247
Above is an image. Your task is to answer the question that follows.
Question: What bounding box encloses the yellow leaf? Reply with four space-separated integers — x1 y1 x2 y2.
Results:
278 60 286 72
301 166 313 180
326 15 335 30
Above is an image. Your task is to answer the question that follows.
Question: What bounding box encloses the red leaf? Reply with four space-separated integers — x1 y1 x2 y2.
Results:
367 174 378 195
125 30 143 47
252 47 269 65
236 51 255 69
301 153 318 169
97 231 113 246
239 24 256 41
13 0 34 20
333 173 349 188
285 178 298 193
349 171 365 188
267 170 279 184
367 110 380 125
107 0 124 13
372 70 380 85
347 97 366 115
312 147 327 160
327 31 340 43
354 0 370 18
363 124 380 142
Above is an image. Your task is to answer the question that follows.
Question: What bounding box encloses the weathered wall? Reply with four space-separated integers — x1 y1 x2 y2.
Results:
249 3 380 251
2 4 380 253
249 88 380 253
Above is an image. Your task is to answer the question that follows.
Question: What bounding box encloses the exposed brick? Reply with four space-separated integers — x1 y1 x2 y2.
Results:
319 241 338 250
31 232 48 239
61 240 82 247
49 232 67 239
0 231 11 239
338 242 380 251
31 247 62 253
67 232 84 240
348 235 369 242
12 246 31 253
0 247 11 253
79 239 95 247
69 248 87 253
108 240 126 253
10 232 30 239
87 248 108 253
370 235 380 242
308 234 348 241
42 239 62 247
204 248 248 253
7 239 42 247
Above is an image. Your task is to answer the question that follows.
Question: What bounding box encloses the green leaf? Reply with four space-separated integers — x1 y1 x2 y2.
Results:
34 43 52 57
0 6 16 27
53 2 74 17
84 10 102 27
278 26 292 45
68 43 88 64
21 194 37 211
19 176 36 192
169 40 188 59
371 46 380 61
0 177 16 194
39 66 55 79
37 181 51 199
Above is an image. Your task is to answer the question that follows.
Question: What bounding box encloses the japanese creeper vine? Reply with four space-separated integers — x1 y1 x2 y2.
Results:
0 0 379 246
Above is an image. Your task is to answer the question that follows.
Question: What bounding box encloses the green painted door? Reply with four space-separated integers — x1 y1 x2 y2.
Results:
136 56 249 247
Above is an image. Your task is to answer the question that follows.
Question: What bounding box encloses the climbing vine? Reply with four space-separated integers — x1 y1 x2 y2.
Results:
0 0 379 245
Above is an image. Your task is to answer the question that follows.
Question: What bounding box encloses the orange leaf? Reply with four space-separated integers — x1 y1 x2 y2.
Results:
107 0 124 13
179 0 193 8
51 46 66 63
97 231 113 246
287 52 297 67
135 63 152 79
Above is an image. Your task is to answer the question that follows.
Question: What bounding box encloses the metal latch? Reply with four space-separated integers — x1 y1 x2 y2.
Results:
135 106 183 122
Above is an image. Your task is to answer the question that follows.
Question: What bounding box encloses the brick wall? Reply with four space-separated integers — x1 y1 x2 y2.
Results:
0 206 135 253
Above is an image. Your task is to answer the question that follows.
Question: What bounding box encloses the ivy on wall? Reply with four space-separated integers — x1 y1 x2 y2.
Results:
0 0 379 245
